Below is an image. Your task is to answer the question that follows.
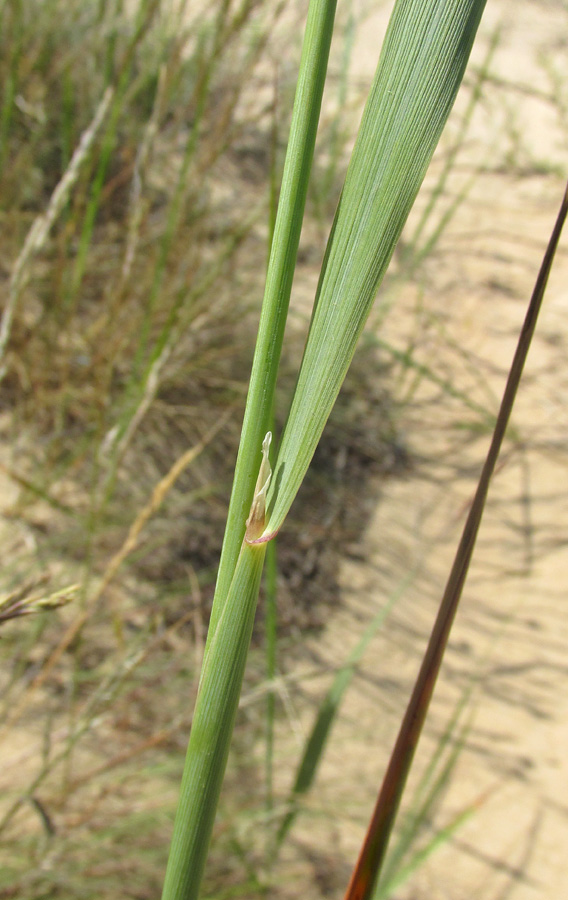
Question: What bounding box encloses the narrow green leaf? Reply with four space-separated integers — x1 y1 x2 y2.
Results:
274 571 415 853
205 0 338 641
162 3 338 896
376 689 476 895
263 0 488 539
161 540 267 900
375 801 476 898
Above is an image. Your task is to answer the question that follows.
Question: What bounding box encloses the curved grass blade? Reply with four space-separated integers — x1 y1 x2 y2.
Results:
376 688 477 896
376 794 483 898
274 571 416 856
342 182 568 900
260 0 489 541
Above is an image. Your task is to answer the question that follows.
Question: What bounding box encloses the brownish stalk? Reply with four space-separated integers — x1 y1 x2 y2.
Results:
343 182 568 900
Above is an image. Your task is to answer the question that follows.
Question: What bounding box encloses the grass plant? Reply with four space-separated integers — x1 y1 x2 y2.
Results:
0 0 566 898
162 1 489 897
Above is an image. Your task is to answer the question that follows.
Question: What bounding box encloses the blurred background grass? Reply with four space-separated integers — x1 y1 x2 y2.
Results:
0 0 566 898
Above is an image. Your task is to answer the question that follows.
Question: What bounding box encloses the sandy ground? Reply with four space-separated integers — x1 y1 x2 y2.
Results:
273 2 568 897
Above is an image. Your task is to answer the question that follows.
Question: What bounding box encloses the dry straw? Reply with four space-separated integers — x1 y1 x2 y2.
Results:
0 87 114 381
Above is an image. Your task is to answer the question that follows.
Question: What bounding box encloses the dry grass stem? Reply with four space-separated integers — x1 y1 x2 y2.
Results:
0 87 114 379
95 409 233 607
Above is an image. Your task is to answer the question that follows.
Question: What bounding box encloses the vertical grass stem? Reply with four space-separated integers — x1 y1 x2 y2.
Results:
162 2 338 896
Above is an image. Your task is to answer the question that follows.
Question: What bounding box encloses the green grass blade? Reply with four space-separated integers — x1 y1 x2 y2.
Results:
0 0 23 183
376 689 476 894
407 23 501 262
274 571 415 854
264 536 278 819
376 801 476 898
260 0 488 541
205 0 337 645
161 540 267 900
264 76 280 829
162 2 338 896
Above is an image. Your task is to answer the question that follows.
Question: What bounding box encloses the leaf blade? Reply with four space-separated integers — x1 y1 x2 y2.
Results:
265 0 488 537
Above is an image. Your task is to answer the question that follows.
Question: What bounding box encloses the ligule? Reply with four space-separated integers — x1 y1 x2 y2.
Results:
245 431 273 544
